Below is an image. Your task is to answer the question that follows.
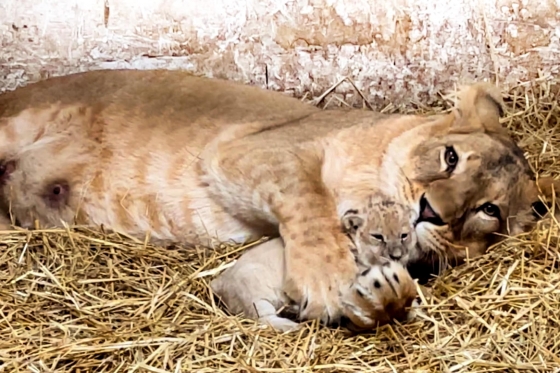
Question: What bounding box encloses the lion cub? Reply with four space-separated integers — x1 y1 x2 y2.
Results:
210 195 418 332
342 196 418 267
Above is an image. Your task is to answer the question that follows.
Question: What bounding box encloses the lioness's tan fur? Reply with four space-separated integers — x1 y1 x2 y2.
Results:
0 70 552 324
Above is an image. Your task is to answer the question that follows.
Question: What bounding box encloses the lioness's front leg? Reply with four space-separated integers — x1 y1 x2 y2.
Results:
341 260 418 331
201 138 358 324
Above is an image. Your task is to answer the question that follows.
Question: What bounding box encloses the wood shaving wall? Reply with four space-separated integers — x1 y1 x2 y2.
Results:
1 0 559 107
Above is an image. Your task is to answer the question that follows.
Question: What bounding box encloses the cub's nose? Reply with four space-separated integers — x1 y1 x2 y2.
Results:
389 247 403 260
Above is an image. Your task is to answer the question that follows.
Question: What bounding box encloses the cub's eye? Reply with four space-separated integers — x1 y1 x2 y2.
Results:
479 202 501 219
371 234 384 242
444 146 458 172
400 233 408 240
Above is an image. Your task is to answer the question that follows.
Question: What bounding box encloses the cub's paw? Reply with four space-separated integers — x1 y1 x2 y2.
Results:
259 315 302 333
406 298 421 322
283 243 358 325
341 260 418 331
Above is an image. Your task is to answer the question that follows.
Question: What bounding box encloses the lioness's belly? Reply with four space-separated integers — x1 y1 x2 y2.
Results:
83 179 265 246
6 113 269 247
77 120 272 245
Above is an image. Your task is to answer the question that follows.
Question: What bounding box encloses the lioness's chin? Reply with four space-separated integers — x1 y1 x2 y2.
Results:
412 224 445 257
410 223 455 284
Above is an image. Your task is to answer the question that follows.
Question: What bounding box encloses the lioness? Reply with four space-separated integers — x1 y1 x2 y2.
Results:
0 70 552 325
211 193 419 332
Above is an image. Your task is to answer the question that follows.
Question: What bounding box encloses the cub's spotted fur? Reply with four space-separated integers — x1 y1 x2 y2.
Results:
0 70 554 326
342 193 418 267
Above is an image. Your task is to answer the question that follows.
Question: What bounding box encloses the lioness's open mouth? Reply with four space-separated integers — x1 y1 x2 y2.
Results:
417 194 445 226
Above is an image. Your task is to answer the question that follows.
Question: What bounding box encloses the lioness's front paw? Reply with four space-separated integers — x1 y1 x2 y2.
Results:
341 260 417 331
283 246 358 325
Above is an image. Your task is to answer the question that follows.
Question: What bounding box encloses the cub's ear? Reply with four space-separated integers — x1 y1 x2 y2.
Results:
408 207 420 224
449 82 507 135
341 210 364 235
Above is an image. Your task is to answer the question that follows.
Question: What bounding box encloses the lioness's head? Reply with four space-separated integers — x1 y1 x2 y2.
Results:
406 83 552 279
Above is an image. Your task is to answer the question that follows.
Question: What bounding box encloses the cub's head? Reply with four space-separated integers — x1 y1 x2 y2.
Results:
406 83 553 278
341 194 418 266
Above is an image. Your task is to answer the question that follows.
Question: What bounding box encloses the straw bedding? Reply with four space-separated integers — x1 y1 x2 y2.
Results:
1 80 560 373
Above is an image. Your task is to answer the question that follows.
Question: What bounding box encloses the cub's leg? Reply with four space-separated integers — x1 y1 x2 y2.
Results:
341 259 418 331
0 213 13 230
202 134 358 324
212 240 419 332
210 238 301 333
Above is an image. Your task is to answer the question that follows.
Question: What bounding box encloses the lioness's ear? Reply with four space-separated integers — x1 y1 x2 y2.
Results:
529 176 560 218
342 211 364 235
536 176 560 200
449 83 506 135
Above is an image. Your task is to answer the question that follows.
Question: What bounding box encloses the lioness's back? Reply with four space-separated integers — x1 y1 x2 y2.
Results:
0 70 318 126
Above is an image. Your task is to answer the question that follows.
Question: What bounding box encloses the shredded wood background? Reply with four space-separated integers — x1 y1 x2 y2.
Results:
2 0 560 108
0 79 559 372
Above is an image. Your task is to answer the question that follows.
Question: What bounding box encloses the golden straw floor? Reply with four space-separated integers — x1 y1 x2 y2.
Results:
1 81 559 373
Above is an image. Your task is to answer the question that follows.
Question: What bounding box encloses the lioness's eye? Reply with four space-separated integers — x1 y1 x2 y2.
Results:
400 233 408 240
531 201 548 218
444 146 458 172
479 202 501 219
